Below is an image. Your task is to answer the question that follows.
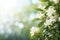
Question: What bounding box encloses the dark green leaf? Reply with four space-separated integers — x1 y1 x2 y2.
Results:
38 21 44 27
39 26 44 35
45 2 52 9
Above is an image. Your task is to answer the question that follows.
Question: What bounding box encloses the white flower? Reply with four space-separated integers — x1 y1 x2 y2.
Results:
44 16 57 26
30 27 40 36
50 0 59 4
36 12 45 19
44 19 52 26
38 4 45 9
46 6 56 16
44 13 58 26
50 14 58 21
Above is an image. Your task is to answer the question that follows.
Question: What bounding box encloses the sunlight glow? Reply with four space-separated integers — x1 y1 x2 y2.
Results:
0 0 18 23
0 0 19 34
0 0 22 34
0 0 31 34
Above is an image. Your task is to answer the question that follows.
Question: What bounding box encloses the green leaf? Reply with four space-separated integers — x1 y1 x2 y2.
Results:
32 18 40 22
35 8 43 11
39 26 44 35
45 2 52 9
38 21 44 27
40 0 48 2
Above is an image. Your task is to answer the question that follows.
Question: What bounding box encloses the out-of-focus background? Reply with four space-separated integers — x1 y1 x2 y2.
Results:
0 0 39 40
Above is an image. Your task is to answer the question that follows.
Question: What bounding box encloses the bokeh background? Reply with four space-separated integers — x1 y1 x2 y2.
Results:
0 0 39 40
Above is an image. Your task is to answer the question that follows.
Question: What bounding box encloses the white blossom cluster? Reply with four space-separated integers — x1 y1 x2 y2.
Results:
30 27 40 36
44 6 58 26
30 0 60 38
46 6 56 16
36 6 58 26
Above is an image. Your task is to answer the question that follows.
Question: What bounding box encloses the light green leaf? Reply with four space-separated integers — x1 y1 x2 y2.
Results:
40 0 48 2
35 8 43 11
32 18 40 22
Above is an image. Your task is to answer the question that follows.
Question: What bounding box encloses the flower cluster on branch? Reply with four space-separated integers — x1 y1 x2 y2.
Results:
30 0 60 40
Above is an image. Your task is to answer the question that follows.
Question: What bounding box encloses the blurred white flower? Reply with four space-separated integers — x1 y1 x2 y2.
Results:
44 19 52 26
0 30 4 34
7 28 12 34
0 25 4 34
36 12 45 19
30 27 40 36
38 2 48 10
50 14 58 21
50 0 59 4
15 22 24 29
29 13 36 21
46 6 56 16
18 23 24 29
38 4 45 9
58 17 60 22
